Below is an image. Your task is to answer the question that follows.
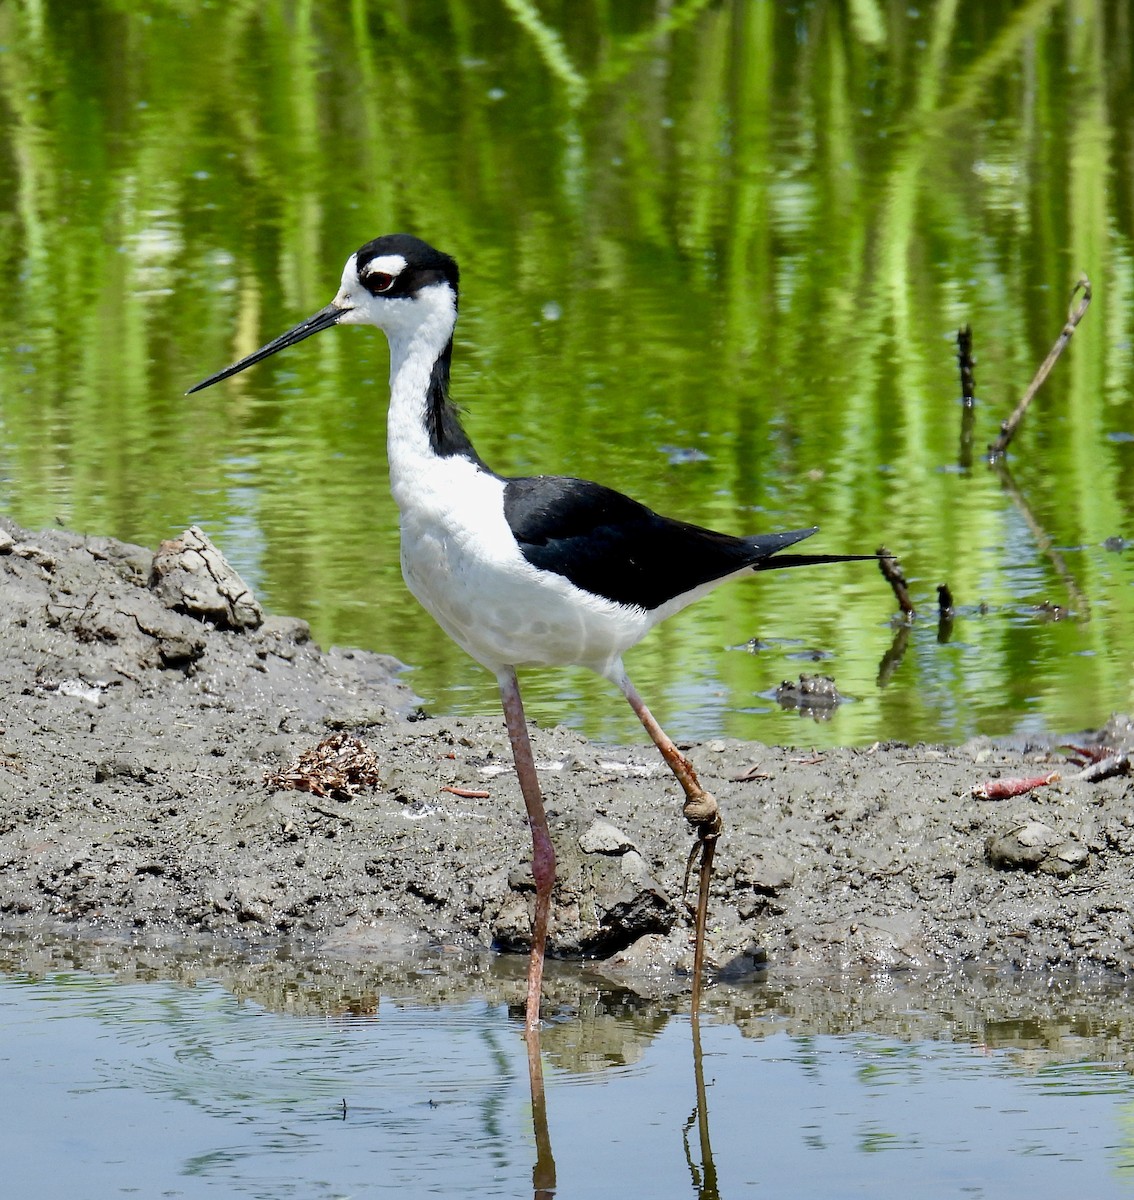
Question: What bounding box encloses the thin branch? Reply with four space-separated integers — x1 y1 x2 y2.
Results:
988 277 1091 460
877 546 915 617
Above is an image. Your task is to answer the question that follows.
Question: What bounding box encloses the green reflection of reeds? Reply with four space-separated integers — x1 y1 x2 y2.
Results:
0 0 1131 746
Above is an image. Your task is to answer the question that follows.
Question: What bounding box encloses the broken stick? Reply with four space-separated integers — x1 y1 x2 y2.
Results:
988 277 1091 461
877 546 915 618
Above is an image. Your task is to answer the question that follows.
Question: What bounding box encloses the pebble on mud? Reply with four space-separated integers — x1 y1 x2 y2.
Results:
986 821 1089 875
579 819 637 856
735 849 797 894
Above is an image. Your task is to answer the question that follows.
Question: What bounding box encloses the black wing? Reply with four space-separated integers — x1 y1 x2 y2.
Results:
502 475 822 611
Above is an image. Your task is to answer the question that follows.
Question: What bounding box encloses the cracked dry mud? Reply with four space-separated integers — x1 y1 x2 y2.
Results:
2 515 1132 991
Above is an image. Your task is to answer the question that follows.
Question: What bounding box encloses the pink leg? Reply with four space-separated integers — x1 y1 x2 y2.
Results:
617 669 721 1013
498 667 556 1034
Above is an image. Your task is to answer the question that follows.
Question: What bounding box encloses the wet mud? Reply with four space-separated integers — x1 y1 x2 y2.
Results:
2 516 1132 991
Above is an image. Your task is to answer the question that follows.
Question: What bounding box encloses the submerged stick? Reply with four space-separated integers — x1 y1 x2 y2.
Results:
988 277 1091 461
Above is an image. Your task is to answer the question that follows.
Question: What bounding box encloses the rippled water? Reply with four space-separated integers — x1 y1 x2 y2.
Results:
4 938 1134 1198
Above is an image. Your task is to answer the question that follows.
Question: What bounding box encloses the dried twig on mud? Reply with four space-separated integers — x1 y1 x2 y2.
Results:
988 277 1091 460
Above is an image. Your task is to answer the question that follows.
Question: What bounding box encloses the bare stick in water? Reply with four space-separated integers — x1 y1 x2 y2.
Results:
957 326 976 405
957 325 976 469
936 582 955 644
988 277 1091 461
877 546 915 618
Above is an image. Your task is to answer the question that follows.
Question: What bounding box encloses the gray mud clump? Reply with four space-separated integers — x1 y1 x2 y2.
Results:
2 516 1132 985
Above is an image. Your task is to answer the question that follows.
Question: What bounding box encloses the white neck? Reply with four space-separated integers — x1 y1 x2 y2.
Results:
380 285 460 504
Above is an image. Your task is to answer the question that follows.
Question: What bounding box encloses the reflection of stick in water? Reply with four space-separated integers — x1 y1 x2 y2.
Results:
988 277 1091 460
877 622 911 688
682 1015 720 1200
991 460 1090 619
526 1031 557 1199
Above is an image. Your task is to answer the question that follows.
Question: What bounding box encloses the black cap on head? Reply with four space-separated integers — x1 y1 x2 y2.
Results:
354 234 459 301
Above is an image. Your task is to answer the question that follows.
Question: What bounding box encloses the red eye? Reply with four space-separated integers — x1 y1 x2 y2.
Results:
369 271 395 293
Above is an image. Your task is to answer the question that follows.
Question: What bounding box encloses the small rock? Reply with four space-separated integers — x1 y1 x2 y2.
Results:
1038 840 1091 877
736 849 797 894
579 818 636 856
583 876 674 956
94 755 150 783
149 526 263 631
619 849 651 885
493 895 535 951
986 821 1062 870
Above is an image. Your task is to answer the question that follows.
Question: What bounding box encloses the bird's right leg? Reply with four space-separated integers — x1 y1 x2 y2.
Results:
615 669 721 1012
498 667 556 1034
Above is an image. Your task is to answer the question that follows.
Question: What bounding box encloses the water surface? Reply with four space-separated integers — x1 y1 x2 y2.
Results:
4 936 1134 1198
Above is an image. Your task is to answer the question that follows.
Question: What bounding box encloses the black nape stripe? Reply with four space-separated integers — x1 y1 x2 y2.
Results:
425 338 487 465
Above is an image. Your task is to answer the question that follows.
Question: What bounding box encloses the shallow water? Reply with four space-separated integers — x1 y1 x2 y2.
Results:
4 935 1134 1198
0 2 1132 747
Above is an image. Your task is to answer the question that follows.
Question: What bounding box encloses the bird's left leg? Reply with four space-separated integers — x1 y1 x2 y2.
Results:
498 667 556 1034
615 668 721 1011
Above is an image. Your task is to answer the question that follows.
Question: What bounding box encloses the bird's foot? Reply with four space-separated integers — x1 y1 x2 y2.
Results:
682 787 721 830
681 807 721 1016
681 786 721 893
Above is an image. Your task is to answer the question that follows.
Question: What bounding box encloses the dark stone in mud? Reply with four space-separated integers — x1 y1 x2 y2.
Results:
3 516 1134 988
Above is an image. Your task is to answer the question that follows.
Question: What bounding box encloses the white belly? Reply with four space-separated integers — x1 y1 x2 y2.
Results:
394 459 650 677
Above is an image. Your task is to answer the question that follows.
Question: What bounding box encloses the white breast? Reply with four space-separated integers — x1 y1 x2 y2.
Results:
393 455 652 678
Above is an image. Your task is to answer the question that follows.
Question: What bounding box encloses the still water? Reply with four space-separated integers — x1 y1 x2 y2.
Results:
0 1 1131 746
3 937 1134 1199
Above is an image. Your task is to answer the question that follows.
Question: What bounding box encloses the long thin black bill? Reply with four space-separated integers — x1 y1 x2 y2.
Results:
186 302 344 394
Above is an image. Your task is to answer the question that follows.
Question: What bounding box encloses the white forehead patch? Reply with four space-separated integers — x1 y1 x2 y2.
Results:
361 253 409 280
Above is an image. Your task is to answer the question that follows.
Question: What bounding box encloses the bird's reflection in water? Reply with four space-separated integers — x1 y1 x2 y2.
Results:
683 1014 721 1200
526 1029 557 1199
521 995 724 1200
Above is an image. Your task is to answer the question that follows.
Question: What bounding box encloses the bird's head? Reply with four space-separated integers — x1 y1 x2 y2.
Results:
188 234 460 394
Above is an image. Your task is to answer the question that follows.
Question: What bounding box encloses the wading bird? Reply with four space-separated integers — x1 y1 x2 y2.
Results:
190 234 871 1031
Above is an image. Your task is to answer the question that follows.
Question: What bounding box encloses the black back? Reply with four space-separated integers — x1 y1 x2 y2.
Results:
503 475 819 611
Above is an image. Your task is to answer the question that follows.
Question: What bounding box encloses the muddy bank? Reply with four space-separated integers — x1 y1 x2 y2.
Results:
1 516 1132 989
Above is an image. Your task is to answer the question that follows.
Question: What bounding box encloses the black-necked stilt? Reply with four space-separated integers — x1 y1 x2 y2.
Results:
190 234 874 1031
